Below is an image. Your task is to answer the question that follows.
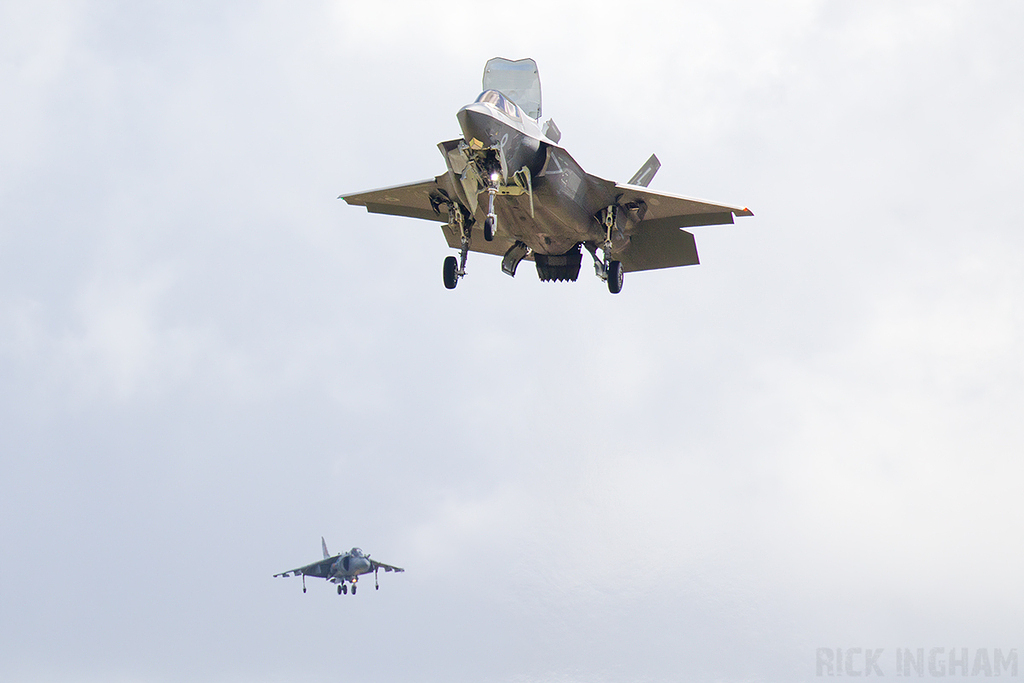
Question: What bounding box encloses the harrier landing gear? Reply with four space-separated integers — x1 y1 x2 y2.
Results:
443 203 472 290
338 584 346 595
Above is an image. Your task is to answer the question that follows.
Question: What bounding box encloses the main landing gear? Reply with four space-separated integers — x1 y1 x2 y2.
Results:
443 256 458 289
443 203 472 290
607 260 623 294
586 205 624 294
585 244 624 294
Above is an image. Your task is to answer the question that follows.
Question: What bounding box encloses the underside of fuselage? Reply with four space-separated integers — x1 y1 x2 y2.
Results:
451 104 610 281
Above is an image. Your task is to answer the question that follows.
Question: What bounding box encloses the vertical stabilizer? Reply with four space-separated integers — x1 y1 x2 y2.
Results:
483 57 542 119
628 154 661 187
322 537 330 559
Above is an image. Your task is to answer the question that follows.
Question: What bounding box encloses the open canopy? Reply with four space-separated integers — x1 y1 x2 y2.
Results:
482 57 541 119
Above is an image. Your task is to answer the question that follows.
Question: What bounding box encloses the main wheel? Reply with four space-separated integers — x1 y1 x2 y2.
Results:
443 256 458 289
352 584 357 595
484 216 495 241
607 261 623 294
337 585 343 595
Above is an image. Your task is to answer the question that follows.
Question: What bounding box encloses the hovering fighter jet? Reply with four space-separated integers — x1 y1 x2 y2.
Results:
342 57 752 293
273 538 404 595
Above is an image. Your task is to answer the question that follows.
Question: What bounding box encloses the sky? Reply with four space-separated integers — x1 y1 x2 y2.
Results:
2 1 1023 682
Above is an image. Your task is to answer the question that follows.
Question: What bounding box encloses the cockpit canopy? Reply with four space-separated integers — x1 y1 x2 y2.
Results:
482 57 542 119
475 90 520 120
349 547 364 557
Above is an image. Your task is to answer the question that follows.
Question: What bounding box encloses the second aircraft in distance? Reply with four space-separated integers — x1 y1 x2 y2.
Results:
274 538 404 596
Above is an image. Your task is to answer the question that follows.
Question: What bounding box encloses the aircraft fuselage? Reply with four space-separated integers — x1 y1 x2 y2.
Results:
341 57 752 293
452 93 608 257
331 553 372 582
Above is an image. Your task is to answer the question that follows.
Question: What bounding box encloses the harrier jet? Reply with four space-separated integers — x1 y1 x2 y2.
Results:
342 57 752 294
273 538 404 595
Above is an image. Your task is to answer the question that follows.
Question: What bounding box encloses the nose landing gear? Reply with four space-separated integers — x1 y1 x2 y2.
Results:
484 179 498 242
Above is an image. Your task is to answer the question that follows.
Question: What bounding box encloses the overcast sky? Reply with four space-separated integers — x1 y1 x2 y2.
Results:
2 2 1023 682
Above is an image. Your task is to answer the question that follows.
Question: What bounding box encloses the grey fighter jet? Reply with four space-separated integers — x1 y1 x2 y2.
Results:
273 538 404 596
342 57 752 294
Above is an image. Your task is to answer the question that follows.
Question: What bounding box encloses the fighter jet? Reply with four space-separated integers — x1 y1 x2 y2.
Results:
273 538 404 595
341 57 752 294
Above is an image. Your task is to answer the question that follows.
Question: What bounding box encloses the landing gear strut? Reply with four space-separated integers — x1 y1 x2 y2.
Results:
443 203 472 289
484 179 498 241
587 205 624 294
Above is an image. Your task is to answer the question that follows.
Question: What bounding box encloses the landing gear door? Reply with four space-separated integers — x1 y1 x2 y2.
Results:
483 57 542 120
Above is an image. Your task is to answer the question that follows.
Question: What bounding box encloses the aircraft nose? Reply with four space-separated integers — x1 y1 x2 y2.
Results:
457 104 498 147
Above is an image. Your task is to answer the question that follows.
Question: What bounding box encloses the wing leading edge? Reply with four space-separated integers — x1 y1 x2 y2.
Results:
340 176 456 223
340 174 515 259
273 556 336 579
370 560 405 573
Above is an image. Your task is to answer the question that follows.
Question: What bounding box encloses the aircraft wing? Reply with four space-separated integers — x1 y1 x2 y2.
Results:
613 183 753 273
340 175 457 223
273 557 336 579
370 559 405 573
342 173 518 259
616 183 753 227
